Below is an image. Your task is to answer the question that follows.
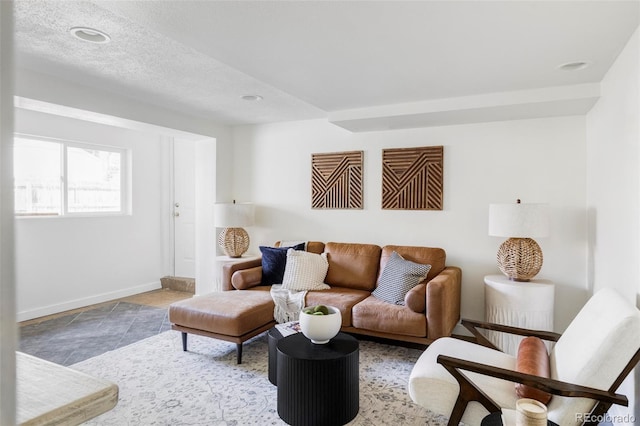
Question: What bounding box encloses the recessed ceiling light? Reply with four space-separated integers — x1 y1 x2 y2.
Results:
558 61 590 71
69 27 111 44
241 95 263 102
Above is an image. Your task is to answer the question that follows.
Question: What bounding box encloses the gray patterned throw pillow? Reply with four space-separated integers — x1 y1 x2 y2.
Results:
372 251 431 305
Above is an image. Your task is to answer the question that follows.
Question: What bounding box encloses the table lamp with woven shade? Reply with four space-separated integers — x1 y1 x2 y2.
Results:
214 201 255 258
489 200 549 282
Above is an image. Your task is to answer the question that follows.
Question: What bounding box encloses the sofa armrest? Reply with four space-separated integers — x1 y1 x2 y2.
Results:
221 258 263 291
426 266 462 340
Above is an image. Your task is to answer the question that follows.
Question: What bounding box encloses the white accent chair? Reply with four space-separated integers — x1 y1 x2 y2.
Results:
408 287 640 425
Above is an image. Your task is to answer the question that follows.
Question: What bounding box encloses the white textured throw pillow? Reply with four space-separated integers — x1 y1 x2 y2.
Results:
372 251 431 305
282 249 330 291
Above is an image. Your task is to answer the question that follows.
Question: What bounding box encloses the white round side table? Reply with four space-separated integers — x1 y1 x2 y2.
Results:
484 274 555 355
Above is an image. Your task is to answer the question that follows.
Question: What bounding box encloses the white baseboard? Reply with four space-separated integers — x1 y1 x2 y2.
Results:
17 281 162 322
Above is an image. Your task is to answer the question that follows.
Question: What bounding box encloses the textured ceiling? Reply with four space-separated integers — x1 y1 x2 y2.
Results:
14 0 326 125
12 0 640 127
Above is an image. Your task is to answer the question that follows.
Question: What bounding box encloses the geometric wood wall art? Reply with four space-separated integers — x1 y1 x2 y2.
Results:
311 151 363 209
381 146 443 210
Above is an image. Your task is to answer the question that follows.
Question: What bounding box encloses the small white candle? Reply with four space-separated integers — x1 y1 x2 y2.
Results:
516 398 547 426
520 401 546 414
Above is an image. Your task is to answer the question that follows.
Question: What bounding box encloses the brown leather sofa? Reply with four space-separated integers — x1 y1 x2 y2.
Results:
222 241 462 346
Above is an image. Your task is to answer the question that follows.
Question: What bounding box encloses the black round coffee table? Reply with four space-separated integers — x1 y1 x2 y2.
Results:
481 412 559 426
276 332 359 426
267 327 283 385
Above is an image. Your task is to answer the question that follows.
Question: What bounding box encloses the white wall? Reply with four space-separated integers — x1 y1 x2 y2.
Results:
12 69 236 319
586 27 639 425
194 138 218 295
232 116 588 329
586 28 640 303
14 108 172 321
0 2 16 424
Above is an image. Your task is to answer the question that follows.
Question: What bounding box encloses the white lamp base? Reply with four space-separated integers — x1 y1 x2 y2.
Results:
218 227 249 258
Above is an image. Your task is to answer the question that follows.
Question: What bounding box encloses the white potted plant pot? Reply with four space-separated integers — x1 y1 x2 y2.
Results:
299 305 342 344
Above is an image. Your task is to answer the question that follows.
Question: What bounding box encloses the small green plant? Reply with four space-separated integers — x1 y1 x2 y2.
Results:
303 305 330 315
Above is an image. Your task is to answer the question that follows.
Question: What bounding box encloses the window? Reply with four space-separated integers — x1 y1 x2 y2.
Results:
14 135 128 216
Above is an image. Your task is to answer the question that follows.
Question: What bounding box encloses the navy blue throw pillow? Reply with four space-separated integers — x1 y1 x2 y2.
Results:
260 243 305 285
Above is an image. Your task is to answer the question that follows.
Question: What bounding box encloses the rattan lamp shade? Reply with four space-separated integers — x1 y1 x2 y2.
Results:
214 202 255 258
489 201 549 282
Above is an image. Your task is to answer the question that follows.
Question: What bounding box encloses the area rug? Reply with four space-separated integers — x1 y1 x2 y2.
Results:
72 331 449 425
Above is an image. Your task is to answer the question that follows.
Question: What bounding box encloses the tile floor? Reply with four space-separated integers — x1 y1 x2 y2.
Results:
19 289 192 366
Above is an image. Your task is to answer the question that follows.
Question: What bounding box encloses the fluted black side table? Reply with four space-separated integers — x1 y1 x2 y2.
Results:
481 412 559 426
268 327 283 385
276 332 359 426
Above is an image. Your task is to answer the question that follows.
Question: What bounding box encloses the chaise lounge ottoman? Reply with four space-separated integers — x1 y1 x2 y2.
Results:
168 289 276 364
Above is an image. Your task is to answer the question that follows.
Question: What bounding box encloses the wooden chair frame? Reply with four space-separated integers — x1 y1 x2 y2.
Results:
437 319 640 426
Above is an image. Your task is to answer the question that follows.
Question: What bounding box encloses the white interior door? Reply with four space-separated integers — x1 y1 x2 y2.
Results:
173 139 196 278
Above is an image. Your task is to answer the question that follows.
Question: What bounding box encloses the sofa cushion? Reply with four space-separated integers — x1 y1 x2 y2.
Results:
352 295 427 337
379 245 446 282
305 288 370 327
372 251 431 305
324 242 382 291
259 243 305 285
168 290 274 337
275 241 325 254
515 336 552 404
305 241 326 254
282 249 330 291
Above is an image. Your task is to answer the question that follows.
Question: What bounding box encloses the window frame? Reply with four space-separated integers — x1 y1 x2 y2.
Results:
13 133 131 218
